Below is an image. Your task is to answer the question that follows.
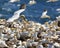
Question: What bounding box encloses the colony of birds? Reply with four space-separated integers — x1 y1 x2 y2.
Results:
0 15 60 48
0 0 60 48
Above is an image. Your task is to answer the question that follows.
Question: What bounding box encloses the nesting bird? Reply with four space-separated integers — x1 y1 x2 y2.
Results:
0 38 8 47
54 42 60 47
7 4 26 22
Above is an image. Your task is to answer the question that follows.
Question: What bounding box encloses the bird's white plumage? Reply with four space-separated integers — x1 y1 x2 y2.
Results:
56 8 60 11
41 10 50 19
7 9 25 22
9 0 20 3
56 16 60 21
46 0 58 2
29 0 36 5
42 11 47 16
0 39 8 47
54 42 60 47
56 8 60 13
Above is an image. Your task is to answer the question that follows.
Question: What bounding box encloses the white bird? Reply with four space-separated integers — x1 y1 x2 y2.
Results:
41 10 50 19
9 0 20 3
0 25 5 28
56 16 60 21
56 8 60 11
29 0 36 5
37 45 43 48
18 41 22 45
56 8 60 13
12 44 16 48
46 0 58 2
7 4 26 22
0 39 8 47
54 42 60 47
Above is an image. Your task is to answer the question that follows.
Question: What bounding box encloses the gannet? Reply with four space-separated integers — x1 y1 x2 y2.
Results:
46 0 58 2
29 0 36 5
0 39 8 47
54 42 60 47
12 44 16 48
56 8 60 13
56 8 60 11
9 0 20 3
41 10 50 19
56 16 60 21
18 41 22 46
7 4 26 22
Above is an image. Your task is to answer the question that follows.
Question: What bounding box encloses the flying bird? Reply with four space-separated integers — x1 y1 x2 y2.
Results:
29 0 36 5
7 4 26 22
9 0 20 3
46 0 58 2
41 9 50 19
